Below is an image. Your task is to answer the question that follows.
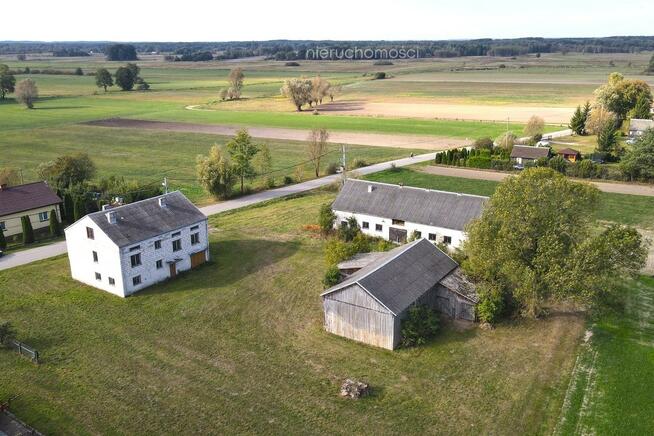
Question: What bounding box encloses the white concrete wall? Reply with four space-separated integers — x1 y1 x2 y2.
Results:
65 216 210 297
333 210 466 248
1 205 61 238
65 216 125 297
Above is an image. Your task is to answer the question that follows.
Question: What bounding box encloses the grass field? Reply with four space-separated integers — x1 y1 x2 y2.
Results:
0 190 584 434
364 167 654 229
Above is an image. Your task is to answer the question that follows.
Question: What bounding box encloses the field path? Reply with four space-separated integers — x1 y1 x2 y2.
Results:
0 153 436 272
82 118 467 150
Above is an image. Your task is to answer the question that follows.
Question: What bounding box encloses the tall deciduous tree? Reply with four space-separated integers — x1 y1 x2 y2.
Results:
227 68 244 100
594 72 653 121
15 78 38 108
620 129 654 181
585 107 616 135
523 115 545 137
95 68 113 92
226 129 259 194
281 78 313 111
115 66 135 91
38 153 96 188
0 64 16 100
196 145 235 199
307 128 330 177
464 168 646 320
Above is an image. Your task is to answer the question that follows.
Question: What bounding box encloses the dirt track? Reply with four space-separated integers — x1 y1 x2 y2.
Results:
82 118 465 150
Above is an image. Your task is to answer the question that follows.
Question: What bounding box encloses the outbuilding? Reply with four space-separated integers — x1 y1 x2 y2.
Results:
65 191 209 297
628 118 654 137
321 239 477 350
557 148 582 162
510 145 551 165
0 181 62 241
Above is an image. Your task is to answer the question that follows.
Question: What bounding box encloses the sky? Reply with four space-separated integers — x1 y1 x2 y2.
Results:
1 0 653 42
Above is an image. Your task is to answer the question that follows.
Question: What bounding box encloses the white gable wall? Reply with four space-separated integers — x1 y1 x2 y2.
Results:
333 210 467 248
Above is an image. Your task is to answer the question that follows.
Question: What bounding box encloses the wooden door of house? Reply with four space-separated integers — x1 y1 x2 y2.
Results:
190 251 206 268
169 263 177 278
389 227 407 244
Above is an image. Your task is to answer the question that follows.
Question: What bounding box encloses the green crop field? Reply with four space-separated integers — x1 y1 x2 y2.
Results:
0 190 584 434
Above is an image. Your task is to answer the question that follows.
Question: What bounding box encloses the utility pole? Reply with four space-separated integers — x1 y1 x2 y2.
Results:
162 177 168 194
341 144 347 184
19 168 24 185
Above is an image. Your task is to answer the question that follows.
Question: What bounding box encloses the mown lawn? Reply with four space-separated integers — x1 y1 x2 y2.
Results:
364 167 654 229
0 191 583 434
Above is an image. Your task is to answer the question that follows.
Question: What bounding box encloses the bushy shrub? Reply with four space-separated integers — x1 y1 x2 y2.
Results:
283 175 294 185
338 216 360 242
318 203 336 235
473 137 494 151
476 285 505 324
491 159 513 171
373 72 386 80
0 321 16 346
400 305 439 347
467 156 492 169
352 158 368 168
388 163 400 172
548 155 569 174
323 264 341 287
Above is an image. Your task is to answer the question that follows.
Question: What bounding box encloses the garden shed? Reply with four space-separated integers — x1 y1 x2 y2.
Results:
321 239 477 350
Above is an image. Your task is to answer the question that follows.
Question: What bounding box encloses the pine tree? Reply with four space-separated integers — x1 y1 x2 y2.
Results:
21 216 34 245
569 106 585 135
631 94 652 120
581 101 591 133
0 226 6 250
597 122 618 156
63 192 74 224
49 209 62 237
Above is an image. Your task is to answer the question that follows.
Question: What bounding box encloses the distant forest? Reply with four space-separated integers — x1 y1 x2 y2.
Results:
1 37 654 60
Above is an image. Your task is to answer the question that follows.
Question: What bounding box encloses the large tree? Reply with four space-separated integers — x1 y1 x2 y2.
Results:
281 78 313 111
106 44 137 61
115 66 135 91
0 64 15 100
196 145 235 199
15 78 38 108
227 67 244 100
95 68 113 92
307 128 330 177
620 129 654 181
523 115 545 137
226 129 260 194
596 121 619 156
37 153 96 188
594 72 653 121
585 106 616 135
463 168 646 319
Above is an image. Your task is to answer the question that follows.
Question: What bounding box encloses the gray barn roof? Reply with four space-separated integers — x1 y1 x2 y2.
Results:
322 239 459 315
84 191 206 247
510 145 551 160
332 179 487 231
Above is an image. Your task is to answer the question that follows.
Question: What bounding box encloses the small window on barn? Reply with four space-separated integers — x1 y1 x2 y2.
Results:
130 253 142 268
172 239 182 252
428 233 437 241
443 236 452 245
92 251 98 263
95 272 101 281
129 245 141 252
156 259 163 269
172 231 181 238
392 219 405 226
132 275 141 286
190 225 199 231
86 227 94 239
154 240 161 250
362 221 369 229
375 224 383 232
190 233 200 245
108 277 115 286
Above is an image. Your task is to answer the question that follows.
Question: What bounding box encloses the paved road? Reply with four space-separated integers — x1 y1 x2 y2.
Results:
0 153 436 272
421 166 654 196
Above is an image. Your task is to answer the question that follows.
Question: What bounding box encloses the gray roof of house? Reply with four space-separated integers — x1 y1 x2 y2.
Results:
332 179 487 231
84 191 206 247
510 145 551 159
322 239 459 315
629 118 654 132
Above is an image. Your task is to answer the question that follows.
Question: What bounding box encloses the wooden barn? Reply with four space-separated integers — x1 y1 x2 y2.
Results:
321 239 477 350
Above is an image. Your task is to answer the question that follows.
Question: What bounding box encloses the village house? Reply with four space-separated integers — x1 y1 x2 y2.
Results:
510 144 551 166
322 239 478 350
0 182 62 241
557 148 582 162
65 191 209 297
331 179 487 248
628 118 654 137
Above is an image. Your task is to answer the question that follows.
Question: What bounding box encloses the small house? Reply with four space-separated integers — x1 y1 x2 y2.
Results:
65 191 209 297
557 148 582 162
510 145 551 165
0 182 62 241
321 239 478 350
331 179 487 248
628 119 654 137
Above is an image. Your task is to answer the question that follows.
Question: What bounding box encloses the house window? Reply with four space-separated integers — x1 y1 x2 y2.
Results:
190 225 199 231
443 236 452 245
92 251 98 263
375 224 383 232
190 232 200 245
108 277 115 286
156 259 163 269
95 272 101 281
130 253 142 267
154 240 161 250
172 231 181 238
362 221 369 229
129 245 141 252
0 222 5 231
38 211 49 222
414 231 422 239
428 233 437 241
340 221 347 227
132 275 141 286
172 239 182 252
86 227 94 239
392 219 405 226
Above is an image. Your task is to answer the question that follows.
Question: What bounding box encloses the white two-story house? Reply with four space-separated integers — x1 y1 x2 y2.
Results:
331 179 487 248
65 191 209 297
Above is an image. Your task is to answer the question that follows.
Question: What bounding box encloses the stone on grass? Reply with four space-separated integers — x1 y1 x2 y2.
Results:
339 379 370 399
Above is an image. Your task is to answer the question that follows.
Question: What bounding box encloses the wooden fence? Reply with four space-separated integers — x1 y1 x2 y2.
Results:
9 340 39 364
